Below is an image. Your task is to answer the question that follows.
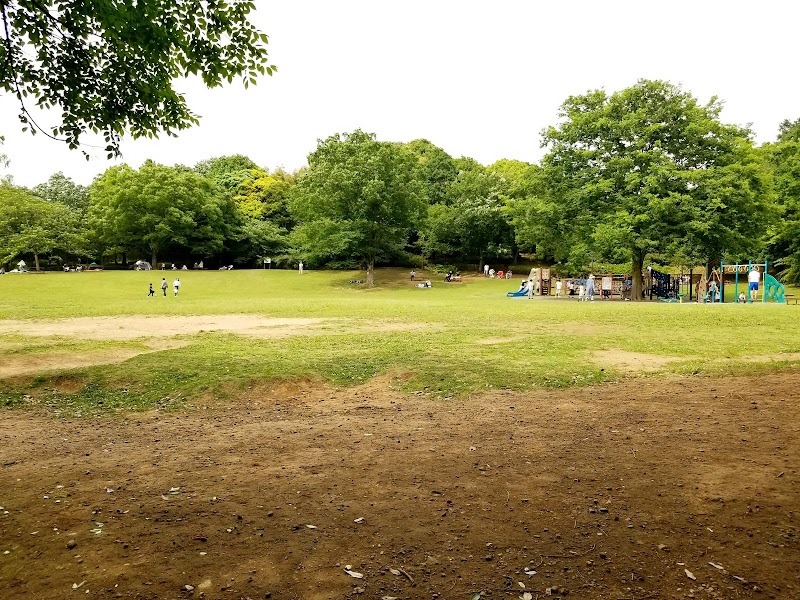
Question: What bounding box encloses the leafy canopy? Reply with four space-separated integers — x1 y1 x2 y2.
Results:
765 118 800 283
0 184 83 268
31 172 90 214
539 79 771 294
0 1 274 156
88 161 226 264
290 130 425 284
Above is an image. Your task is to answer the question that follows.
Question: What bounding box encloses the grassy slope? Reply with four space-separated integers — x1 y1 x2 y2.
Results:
1 269 799 411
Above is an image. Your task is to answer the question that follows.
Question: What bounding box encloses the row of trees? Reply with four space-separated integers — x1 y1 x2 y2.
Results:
2 80 800 294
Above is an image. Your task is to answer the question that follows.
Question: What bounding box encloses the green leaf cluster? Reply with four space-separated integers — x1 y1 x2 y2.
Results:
0 1 274 155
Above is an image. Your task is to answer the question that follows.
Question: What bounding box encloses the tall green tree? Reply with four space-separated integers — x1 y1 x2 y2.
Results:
765 118 800 283
0 184 82 270
31 172 89 214
541 79 772 299
0 1 274 155
88 161 226 265
419 158 512 269
290 130 425 285
487 159 547 257
405 139 458 205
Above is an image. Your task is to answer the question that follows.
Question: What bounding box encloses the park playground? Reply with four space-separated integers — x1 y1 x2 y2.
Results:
0 268 799 600
505 263 792 304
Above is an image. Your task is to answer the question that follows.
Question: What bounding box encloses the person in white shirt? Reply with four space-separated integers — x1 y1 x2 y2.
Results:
173 278 181 297
748 267 760 303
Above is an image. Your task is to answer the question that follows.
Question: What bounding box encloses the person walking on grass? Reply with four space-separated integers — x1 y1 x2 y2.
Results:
161 278 167 296
148 283 155 297
173 278 181 297
299 261 304 275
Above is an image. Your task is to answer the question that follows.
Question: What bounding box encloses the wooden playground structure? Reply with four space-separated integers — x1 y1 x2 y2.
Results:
512 262 789 304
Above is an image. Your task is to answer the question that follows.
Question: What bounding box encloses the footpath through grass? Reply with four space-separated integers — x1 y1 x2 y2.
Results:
1 268 799 412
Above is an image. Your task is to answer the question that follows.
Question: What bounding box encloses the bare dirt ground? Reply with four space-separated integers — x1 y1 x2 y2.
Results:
1 371 798 600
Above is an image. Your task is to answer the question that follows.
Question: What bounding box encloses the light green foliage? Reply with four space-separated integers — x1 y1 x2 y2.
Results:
1 2 274 155
541 80 772 297
233 168 295 228
1 270 800 413
88 161 226 264
31 172 90 214
0 184 82 269
765 119 800 283
290 130 426 285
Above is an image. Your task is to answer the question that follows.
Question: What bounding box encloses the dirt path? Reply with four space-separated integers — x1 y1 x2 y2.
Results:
1 372 798 600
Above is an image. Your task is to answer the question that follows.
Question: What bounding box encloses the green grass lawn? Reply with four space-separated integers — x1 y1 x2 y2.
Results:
1 268 799 412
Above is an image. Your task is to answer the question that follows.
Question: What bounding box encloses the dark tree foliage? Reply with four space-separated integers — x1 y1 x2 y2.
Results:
0 1 274 156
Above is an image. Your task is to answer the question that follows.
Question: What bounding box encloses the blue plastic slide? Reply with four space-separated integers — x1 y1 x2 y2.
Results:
506 287 528 297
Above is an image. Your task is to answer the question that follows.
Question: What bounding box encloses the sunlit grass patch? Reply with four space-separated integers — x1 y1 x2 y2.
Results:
1 268 799 412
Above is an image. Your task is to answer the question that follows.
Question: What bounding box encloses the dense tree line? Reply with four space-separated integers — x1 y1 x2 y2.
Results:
2 79 800 294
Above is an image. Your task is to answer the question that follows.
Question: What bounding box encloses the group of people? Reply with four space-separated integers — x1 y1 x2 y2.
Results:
148 277 181 297
483 264 512 279
514 275 598 300
410 269 460 284
555 276 597 300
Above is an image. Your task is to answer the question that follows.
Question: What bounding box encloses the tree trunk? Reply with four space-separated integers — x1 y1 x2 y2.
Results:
366 259 375 286
34 253 40 272
151 249 157 268
478 251 483 274
630 249 645 301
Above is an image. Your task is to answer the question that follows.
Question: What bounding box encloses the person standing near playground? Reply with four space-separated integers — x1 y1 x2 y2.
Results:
555 278 563 297
148 283 155 297
748 266 760 302
161 277 167 296
173 278 181 296
586 274 596 301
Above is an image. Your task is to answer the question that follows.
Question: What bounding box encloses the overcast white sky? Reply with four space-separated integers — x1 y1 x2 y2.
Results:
2 0 798 188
